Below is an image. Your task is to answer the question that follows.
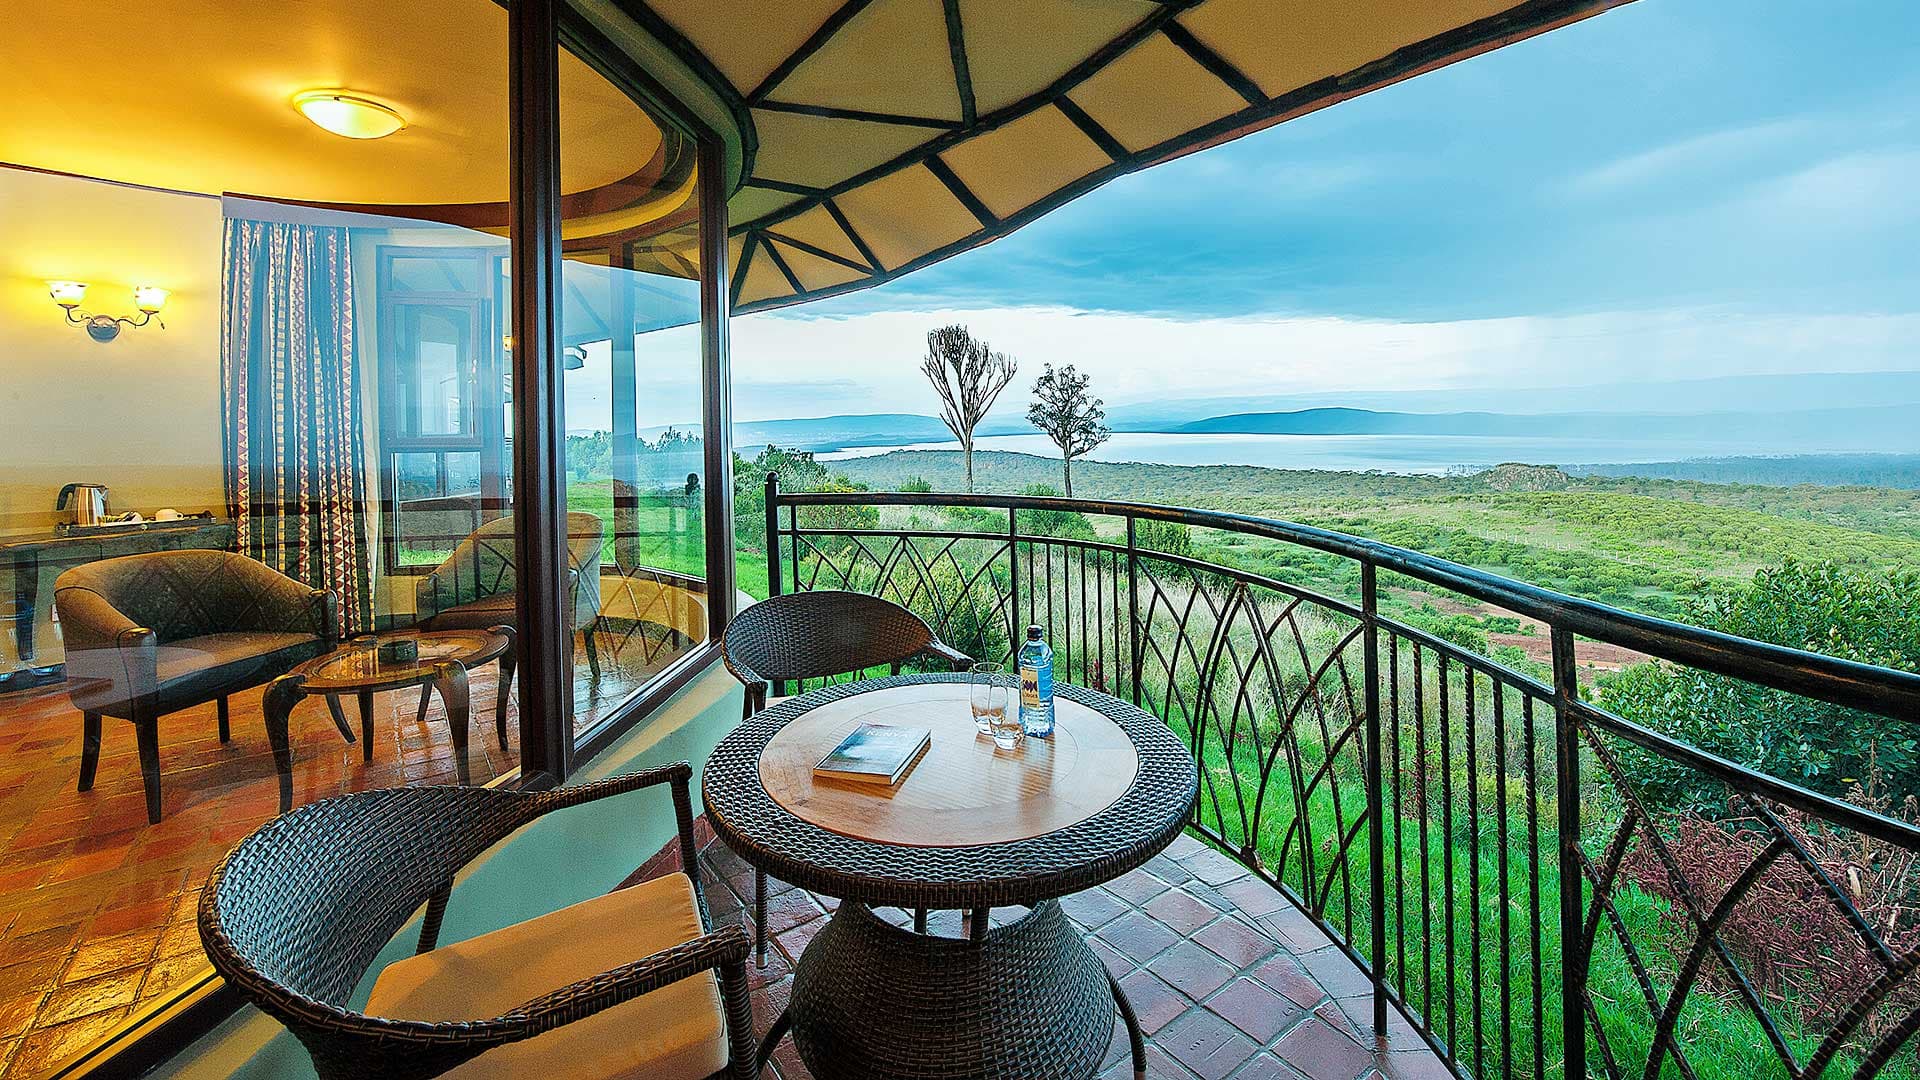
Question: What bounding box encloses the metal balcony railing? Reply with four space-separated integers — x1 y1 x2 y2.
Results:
761 476 1920 1080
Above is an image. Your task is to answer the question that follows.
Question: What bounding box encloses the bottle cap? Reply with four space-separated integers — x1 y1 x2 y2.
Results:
1027 624 1042 639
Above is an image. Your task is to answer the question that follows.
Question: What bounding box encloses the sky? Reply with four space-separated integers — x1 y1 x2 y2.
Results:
703 0 1920 424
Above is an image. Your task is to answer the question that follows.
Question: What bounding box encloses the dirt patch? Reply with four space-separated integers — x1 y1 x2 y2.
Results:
1489 631 1647 672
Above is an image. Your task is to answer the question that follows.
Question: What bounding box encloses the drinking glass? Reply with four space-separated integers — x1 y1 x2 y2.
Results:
988 703 1024 751
970 662 1006 734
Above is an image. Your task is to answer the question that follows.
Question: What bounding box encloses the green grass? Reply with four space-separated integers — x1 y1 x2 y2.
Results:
836 451 1920 619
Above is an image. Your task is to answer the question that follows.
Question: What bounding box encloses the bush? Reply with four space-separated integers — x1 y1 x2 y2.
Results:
899 476 933 493
1015 483 1096 539
1603 560 1920 811
1135 519 1194 558
1403 603 1489 655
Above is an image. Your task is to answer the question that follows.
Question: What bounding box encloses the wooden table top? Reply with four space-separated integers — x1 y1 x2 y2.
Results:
293 628 511 693
703 673 1197 909
759 680 1139 848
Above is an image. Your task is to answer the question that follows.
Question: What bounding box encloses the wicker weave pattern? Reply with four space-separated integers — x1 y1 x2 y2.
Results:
703 673 1199 910
199 765 757 1080
722 591 970 696
791 901 1114 1079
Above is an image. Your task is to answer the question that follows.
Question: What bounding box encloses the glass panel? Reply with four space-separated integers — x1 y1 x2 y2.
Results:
557 43 710 741
392 301 477 438
389 451 485 568
389 254 483 294
0 0 519 1052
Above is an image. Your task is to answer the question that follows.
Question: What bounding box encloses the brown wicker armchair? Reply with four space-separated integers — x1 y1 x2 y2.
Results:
200 764 758 1080
720 590 971 962
54 549 337 823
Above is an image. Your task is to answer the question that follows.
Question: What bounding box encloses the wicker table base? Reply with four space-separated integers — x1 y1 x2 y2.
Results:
789 900 1120 1080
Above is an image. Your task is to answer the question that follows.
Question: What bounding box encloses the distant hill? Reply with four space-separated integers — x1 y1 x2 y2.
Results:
1108 370 1920 430
1572 454 1920 489
1175 404 1920 452
721 413 954 452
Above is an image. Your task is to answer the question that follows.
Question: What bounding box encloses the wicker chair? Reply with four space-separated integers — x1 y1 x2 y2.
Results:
200 765 758 1080
720 590 971 962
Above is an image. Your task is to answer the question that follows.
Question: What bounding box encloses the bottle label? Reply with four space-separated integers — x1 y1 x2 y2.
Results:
1021 662 1051 709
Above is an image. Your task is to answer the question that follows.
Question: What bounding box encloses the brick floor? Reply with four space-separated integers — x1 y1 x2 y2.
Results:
0 629 677 1076
643 825 1447 1080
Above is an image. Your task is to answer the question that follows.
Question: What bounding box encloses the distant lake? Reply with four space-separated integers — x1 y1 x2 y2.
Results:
819 432 1840 475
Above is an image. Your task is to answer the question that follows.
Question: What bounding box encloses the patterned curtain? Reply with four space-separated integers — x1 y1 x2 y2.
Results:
220 218 371 635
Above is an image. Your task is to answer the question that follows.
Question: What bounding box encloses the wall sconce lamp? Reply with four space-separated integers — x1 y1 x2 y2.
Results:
49 281 168 343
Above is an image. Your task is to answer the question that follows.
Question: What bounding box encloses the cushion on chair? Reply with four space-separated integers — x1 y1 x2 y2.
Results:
420 593 519 633
364 871 727 1080
78 631 322 717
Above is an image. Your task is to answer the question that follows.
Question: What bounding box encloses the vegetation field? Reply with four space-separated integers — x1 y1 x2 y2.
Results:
832 450 1920 620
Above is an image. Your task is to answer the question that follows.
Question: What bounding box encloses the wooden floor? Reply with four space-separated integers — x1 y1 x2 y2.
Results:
0 630 679 1077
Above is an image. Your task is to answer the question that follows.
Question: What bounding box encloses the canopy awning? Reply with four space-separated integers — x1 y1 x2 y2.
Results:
622 0 1629 313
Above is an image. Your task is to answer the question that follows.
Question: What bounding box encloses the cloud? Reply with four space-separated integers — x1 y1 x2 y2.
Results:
1563 117 1813 198
730 305 1920 420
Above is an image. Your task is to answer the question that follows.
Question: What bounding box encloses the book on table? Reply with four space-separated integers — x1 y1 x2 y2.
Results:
813 723 932 786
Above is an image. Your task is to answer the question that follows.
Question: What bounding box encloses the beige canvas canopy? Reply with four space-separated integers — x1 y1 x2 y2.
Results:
0 0 1629 315
628 0 1630 313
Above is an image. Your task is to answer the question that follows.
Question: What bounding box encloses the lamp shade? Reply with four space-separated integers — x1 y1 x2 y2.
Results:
48 280 87 306
293 91 405 140
133 285 169 313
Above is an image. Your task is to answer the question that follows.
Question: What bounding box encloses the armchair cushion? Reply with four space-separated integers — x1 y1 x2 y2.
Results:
418 593 517 633
365 871 725 1080
149 633 321 714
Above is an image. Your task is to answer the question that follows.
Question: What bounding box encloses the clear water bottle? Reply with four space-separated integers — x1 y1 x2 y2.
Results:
1018 624 1055 736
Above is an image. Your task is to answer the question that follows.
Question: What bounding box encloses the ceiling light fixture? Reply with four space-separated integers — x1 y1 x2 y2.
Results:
293 90 406 140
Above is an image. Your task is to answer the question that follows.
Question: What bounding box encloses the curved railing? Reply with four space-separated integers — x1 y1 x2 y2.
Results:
762 477 1920 1080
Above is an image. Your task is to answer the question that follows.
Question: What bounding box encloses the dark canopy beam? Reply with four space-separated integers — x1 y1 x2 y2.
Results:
943 0 978 127
746 0 879 104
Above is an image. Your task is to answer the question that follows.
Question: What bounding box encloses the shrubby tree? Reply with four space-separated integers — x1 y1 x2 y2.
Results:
1603 560 1920 813
1015 483 1096 539
1026 363 1109 496
920 325 1017 492
731 445 876 555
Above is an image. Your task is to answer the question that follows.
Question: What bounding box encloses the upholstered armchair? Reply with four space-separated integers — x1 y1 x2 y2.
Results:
55 550 337 823
414 512 605 678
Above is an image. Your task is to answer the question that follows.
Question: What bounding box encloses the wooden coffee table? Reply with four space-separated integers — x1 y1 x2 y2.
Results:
260 627 515 810
704 673 1198 1080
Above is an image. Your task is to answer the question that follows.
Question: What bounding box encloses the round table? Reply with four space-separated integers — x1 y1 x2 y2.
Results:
703 673 1198 1080
261 627 515 810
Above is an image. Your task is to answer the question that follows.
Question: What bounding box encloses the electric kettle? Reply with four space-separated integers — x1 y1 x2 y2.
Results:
56 483 110 527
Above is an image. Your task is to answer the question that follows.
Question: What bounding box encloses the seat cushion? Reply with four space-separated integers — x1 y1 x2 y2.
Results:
80 631 320 717
421 594 519 633
365 872 727 1080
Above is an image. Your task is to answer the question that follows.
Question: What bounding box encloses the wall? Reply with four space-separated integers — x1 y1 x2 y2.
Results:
0 168 227 533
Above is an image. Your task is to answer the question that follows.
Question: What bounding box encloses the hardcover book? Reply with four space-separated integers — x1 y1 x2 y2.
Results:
813 723 932 786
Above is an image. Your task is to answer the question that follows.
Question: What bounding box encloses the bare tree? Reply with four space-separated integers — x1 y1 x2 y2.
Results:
1026 363 1109 497
920 325 1017 491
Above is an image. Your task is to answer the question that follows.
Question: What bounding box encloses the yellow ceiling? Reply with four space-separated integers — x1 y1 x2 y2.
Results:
0 0 664 208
